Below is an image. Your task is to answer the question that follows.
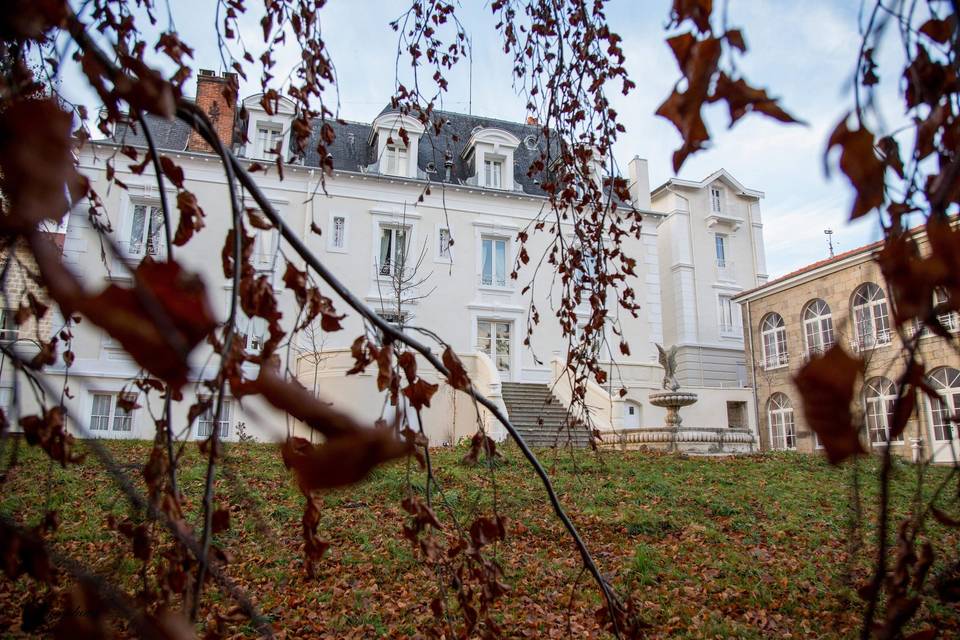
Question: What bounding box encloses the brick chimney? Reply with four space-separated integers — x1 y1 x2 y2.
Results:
186 69 238 153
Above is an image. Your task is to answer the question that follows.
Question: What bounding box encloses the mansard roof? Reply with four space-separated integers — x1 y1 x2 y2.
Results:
110 104 554 196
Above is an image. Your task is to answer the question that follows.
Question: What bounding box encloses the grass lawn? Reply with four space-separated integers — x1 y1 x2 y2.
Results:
1 439 958 638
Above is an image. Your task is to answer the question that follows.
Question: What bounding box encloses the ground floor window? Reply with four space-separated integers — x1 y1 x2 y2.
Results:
197 397 232 438
767 393 796 450
90 392 136 433
477 320 511 373
929 367 960 442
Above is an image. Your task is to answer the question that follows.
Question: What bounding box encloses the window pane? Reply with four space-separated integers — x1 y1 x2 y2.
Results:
333 217 345 247
495 240 506 286
478 321 492 354
129 205 146 254
91 394 112 431
379 228 392 275
113 395 134 432
482 239 492 285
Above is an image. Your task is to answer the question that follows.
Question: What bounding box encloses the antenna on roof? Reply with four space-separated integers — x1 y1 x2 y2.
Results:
824 228 835 258
467 34 473 115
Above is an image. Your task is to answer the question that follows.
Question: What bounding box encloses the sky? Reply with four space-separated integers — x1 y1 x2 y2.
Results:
61 0 905 278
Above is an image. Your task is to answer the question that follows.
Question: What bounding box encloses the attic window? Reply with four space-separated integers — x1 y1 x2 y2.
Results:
254 124 283 160
382 143 408 177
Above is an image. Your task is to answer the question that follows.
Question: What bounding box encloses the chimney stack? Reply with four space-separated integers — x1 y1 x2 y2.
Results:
186 69 238 153
627 156 651 210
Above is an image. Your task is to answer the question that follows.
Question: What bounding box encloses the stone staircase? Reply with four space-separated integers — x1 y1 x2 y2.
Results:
500 382 593 448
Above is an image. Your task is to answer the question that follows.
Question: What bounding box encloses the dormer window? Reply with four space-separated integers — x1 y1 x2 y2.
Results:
484 158 503 189
369 112 426 180
710 186 724 213
462 127 521 191
254 124 283 160
382 143 408 177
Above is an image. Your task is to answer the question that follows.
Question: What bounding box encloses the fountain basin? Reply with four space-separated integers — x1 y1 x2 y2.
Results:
648 391 699 409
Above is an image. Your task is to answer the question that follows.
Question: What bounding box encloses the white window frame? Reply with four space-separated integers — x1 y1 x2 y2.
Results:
382 143 409 178
254 122 284 161
197 396 233 439
484 157 504 189
760 313 788 369
435 224 453 263
803 299 835 358
852 283 892 351
251 226 277 270
710 186 724 213
767 393 796 451
714 233 727 266
863 377 903 445
328 214 348 253
717 294 742 337
479 235 509 289
928 367 960 442
89 392 138 437
124 201 167 261
225 287 268 354
377 224 410 278
477 318 512 374
934 288 959 333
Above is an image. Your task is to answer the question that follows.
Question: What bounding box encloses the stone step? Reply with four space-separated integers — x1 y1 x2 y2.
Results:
501 383 591 449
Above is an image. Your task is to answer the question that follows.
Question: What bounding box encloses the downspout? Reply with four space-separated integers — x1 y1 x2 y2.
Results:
745 298 761 451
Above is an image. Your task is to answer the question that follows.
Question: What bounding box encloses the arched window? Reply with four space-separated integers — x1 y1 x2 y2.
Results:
863 377 902 444
767 393 796 450
760 313 788 369
803 299 835 357
928 367 960 442
852 283 891 350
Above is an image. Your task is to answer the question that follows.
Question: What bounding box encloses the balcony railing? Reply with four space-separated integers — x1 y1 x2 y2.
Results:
763 351 789 370
715 259 736 282
478 272 508 288
851 329 892 352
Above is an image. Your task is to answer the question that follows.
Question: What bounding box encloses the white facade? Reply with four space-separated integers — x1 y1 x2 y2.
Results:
12 78 766 446
651 170 768 390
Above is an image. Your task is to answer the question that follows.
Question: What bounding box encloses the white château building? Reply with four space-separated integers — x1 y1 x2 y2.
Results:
4 70 768 446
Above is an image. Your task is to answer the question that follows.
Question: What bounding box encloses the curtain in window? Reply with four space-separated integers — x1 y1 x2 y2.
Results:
481 238 492 285
91 394 112 431
380 229 392 274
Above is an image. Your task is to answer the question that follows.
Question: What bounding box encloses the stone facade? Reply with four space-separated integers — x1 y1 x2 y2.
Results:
734 230 960 462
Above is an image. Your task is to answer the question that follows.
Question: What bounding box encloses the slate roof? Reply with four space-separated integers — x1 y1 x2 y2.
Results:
112 106 553 196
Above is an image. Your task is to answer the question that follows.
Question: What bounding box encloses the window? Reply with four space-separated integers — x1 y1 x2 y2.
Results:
127 203 165 259
852 283 891 350
0 308 17 343
251 227 275 269
767 393 796 450
198 398 232 438
484 159 503 189
255 125 283 160
378 226 408 277
377 311 406 327
803 299 835 357
760 313 788 369
89 392 137 434
238 314 267 352
863 377 902 444
934 288 958 333
477 320 511 372
438 227 452 259
383 144 408 177
718 295 741 335
332 216 346 249
624 401 642 428
710 186 723 213
715 234 727 266
928 367 960 442
480 237 507 287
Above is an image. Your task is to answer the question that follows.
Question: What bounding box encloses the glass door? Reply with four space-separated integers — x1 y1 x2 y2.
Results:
478 320 511 379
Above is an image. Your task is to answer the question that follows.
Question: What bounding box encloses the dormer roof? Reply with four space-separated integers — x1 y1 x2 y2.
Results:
651 168 764 199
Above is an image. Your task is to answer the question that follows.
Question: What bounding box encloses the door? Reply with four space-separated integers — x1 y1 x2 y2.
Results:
928 367 960 463
624 402 641 429
478 320 511 380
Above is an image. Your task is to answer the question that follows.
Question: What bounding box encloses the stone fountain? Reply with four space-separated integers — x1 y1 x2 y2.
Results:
610 344 755 455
